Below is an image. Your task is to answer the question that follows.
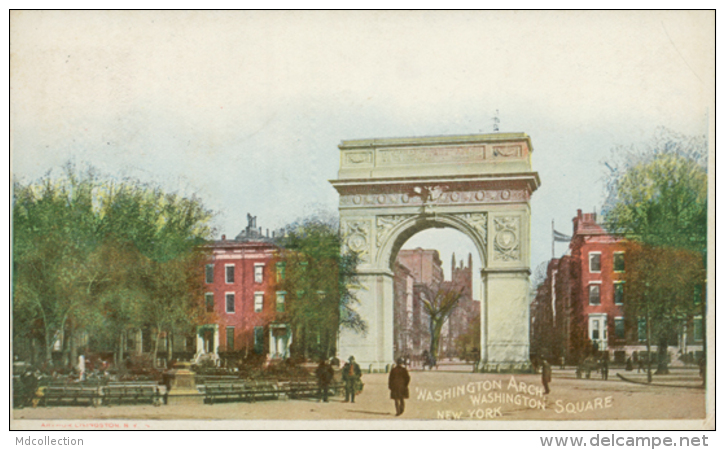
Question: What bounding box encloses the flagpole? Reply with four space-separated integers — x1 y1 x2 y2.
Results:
552 219 555 259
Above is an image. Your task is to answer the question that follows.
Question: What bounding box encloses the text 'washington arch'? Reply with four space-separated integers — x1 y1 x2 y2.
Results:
330 133 540 372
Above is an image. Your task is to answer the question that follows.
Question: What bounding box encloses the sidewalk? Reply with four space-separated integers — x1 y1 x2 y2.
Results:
13 370 707 425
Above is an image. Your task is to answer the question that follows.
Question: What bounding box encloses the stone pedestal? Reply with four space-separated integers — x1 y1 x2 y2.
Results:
166 361 204 405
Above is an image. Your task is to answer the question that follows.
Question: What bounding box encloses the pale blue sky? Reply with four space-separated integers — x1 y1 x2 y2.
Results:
11 11 713 280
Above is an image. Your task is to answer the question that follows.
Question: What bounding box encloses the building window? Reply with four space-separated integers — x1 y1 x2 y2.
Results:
613 252 625 272
276 291 286 312
254 264 264 283
591 319 600 340
253 326 264 354
205 264 214 284
693 317 703 342
637 317 647 341
589 284 601 305
205 293 214 313
589 252 601 273
226 293 235 313
614 317 625 339
614 282 624 305
225 264 235 284
276 262 285 282
226 327 235 351
254 292 264 313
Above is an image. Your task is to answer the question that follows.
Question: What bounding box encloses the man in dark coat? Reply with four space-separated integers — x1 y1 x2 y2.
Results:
341 356 362 403
315 358 334 402
388 358 410 416
541 359 552 394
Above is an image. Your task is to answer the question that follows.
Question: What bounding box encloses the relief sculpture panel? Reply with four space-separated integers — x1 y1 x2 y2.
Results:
493 215 521 262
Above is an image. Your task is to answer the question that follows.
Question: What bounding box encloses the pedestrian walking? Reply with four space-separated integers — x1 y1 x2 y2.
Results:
388 358 410 416
541 359 552 394
341 356 361 403
601 354 609 381
315 358 334 402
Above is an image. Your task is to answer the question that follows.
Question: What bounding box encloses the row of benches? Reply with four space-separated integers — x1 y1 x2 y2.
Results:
202 380 345 404
34 379 346 407
38 383 164 407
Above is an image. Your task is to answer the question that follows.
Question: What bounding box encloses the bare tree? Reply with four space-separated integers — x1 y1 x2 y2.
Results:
419 284 464 361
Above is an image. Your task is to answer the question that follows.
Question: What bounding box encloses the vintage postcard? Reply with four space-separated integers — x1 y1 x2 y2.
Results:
9 10 715 433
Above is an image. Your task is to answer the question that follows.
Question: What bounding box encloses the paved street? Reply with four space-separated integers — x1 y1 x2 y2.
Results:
13 368 707 426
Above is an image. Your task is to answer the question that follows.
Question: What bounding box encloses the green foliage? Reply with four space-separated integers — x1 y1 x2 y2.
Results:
602 128 708 373
276 217 365 358
603 128 708 253
12 164 214 364
621 242 705 373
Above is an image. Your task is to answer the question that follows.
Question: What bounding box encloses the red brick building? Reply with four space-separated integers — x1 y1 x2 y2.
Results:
531 210 704 365
198 215 289 361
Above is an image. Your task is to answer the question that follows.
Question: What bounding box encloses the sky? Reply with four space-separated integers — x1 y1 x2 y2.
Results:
10 11 713 287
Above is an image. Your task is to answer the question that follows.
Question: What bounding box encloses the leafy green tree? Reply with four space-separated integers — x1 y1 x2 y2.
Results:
603 128 707 252
602 128 708 378
12 165 214 366
621 242 704 377
276 218 364 359
419 284 464 361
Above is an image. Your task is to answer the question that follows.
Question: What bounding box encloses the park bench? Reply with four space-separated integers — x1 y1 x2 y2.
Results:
204 382 253 404
196 375 240 385
41 385 101 407
285 379 323 399
102 382 162 406
204 380 281 404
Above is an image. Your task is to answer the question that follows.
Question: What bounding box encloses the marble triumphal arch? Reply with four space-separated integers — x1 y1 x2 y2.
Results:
330 133 540 372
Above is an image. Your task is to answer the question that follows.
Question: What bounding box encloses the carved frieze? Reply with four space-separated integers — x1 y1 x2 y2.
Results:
492 145 523 158
493 216 520 261
340 189 528 208
341 218 372 263
377 145 485 165
343 151 374 166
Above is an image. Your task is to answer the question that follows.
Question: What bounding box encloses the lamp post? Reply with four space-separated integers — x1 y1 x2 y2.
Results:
645 282 652 383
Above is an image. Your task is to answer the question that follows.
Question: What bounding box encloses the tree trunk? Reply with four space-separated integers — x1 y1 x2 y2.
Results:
44 328 54 366
429 318 444 361
167 332 174 363
69 328 78 371
153 329 162 368
655 337 670 374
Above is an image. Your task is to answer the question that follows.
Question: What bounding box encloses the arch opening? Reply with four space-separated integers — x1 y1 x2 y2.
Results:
392 227 483 367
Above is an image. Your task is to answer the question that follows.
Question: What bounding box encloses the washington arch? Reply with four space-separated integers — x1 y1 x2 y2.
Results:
330 133 540 372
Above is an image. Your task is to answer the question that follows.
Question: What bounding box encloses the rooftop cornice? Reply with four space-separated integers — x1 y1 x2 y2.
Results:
339 132 533 152
330 172 541 191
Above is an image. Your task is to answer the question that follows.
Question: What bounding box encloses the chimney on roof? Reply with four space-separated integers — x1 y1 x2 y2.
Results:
222 234 226 241
266 229 269 238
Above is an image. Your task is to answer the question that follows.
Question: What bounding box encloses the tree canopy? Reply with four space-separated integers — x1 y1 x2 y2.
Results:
275 216 365 359
12 165 214 365
602 128 708 374
603 127 707 253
